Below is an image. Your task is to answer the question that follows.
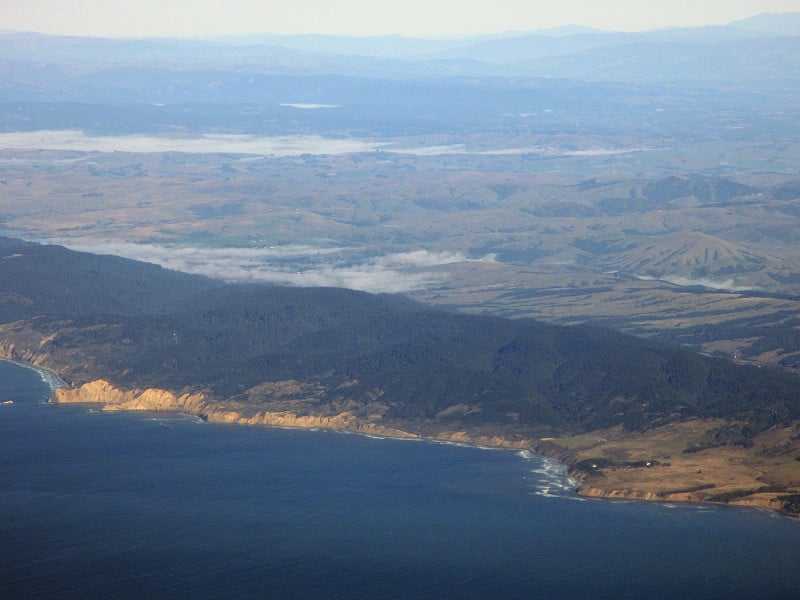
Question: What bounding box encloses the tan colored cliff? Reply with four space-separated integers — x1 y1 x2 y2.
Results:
579 487 661 501
49 379 800 516
54 379 208 412
51 380 549 452
51 379 422 440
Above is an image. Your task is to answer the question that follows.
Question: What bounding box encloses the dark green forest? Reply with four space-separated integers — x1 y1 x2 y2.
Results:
2 236 800 437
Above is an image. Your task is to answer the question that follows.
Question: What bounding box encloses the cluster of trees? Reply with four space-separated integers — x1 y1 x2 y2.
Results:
3 236 800 439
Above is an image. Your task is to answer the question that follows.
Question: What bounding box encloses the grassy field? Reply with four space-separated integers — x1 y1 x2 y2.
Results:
556 419 800 512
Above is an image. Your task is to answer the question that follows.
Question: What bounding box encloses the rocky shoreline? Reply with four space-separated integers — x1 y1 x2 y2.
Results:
51 379 543 451
49 378 800 518
5 350 797 518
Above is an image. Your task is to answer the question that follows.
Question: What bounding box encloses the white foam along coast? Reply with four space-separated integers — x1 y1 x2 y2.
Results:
517 450 580 498
0 359 65 393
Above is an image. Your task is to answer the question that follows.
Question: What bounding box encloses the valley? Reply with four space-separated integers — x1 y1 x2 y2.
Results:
3 133 800 372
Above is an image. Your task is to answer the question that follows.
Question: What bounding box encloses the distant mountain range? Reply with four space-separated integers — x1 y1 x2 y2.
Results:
2 15 798 138
2 12 799 87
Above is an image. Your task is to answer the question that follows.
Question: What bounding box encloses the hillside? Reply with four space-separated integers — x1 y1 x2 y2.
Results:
2 236 799 437
3 236 800 513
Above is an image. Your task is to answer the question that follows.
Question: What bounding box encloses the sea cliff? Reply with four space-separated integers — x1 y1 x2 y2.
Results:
51 379 535 450
50 379 800 516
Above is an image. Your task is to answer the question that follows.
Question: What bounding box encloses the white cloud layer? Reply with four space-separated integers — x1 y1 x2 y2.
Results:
57 240 493 293
635 274 756 292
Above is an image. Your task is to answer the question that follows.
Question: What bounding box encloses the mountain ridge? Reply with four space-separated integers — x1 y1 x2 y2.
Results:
2 235 799 436
3 235 800 513
3 17 799 84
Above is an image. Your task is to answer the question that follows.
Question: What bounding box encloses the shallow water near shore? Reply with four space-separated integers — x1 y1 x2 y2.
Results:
2 360 799 599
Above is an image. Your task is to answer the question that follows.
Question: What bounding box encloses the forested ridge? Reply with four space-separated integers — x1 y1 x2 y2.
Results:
2 236 799 438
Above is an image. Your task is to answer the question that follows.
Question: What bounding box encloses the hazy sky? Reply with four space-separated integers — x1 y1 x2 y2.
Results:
3 0 800 37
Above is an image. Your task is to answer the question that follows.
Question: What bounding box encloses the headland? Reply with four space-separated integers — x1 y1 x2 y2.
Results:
50 377 800 517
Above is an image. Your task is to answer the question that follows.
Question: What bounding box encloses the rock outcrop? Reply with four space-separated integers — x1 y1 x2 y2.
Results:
52 379 422 440
51 380 550 452
48 379 800 517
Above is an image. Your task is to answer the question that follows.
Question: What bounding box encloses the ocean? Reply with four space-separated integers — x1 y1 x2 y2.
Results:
1 359 799 599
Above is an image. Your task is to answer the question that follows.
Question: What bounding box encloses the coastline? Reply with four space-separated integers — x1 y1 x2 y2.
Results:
0 358 66 393
5 364 799 598
49 379 540 451
47 376 800 517
3 349 798 517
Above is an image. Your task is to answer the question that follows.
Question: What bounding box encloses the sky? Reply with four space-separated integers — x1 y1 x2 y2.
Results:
3 0 800 38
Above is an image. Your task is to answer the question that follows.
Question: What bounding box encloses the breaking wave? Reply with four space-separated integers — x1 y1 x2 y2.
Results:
517 451 580 499
0 359 64 393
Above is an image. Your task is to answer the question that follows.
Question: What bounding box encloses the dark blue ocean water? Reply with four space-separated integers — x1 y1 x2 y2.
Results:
2 360 799 599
